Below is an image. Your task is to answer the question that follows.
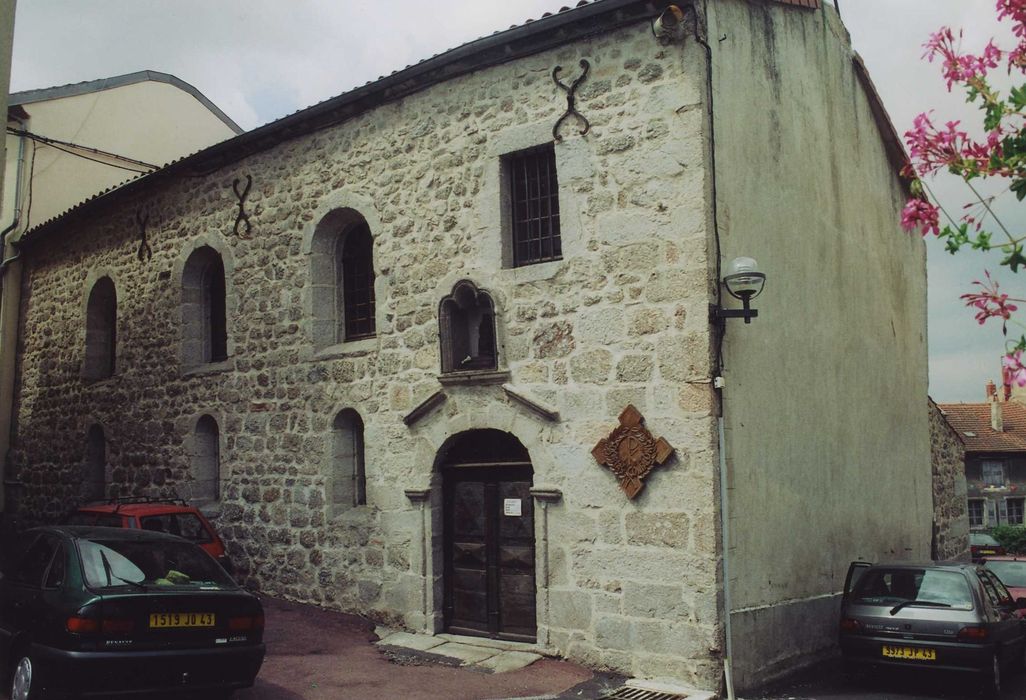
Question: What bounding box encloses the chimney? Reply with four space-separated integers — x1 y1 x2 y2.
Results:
992 391 1004 432
987 380 997 399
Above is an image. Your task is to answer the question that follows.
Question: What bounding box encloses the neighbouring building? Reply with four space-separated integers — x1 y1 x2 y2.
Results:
0 70 243 511
941 382 1026 531
929 398 969 560
2 1 933 692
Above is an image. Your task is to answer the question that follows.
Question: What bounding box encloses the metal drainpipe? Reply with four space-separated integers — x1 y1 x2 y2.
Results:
0 113 27 263
0 115 28 513
718 417 736 700
690 1 737 697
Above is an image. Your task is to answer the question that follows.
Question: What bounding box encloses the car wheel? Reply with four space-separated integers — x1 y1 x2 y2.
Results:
9 654 42 700
983 653 1002 699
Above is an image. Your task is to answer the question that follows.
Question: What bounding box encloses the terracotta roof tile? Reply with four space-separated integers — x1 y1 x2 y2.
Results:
937 402 1026 453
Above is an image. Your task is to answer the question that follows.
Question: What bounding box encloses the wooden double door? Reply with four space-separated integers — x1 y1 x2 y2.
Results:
443 465 536 642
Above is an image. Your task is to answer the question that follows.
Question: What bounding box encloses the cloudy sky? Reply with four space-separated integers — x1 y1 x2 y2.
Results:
9 0 1022 402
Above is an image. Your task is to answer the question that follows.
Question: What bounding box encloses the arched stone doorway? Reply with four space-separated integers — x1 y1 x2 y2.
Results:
439 429 536 643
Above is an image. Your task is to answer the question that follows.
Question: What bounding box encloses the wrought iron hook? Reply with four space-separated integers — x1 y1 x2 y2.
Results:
232 174 253 239
135 210 152 262
552 59 591 142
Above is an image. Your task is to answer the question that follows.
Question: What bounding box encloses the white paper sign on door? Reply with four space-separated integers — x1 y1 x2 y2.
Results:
503 498 522 517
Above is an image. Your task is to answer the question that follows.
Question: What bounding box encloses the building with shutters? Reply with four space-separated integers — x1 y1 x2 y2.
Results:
1 0 934 691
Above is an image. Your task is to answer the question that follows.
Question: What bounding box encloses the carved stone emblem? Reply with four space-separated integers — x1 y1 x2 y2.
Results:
592 405 674 499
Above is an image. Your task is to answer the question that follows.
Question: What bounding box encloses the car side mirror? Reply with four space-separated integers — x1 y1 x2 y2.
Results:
1016 597 1026 610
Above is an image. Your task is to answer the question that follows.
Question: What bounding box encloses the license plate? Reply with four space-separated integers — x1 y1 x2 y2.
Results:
149 612 215 628
881 645 937 661
979 549 996 555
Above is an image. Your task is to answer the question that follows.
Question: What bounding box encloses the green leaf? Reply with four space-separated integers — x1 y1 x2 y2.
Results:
1012 179 1026 202
1002 244 1026 272
1011 84 1026 110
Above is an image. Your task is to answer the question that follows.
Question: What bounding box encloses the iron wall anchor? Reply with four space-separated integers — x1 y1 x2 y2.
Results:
552 59 591 142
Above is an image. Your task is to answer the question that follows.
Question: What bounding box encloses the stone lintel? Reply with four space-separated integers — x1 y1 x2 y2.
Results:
403 391 447 426
437 370 511 387
502 384 560 422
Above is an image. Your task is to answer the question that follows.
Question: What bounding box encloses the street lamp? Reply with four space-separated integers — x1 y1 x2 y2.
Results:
710 257 766 325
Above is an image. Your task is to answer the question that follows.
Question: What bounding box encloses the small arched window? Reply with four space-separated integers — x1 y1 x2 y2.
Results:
182 247 228 366
82 424 106 501
310 210 376 348
83 277 116 380
330 409 366 514
192 415 220 502
439 280 497 373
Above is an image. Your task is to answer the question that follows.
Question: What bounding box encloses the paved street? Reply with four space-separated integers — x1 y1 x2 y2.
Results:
747 658 1026 700
235 597 619 700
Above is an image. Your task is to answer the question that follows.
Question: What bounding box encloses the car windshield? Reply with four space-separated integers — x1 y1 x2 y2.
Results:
78 538 233 590
852 569 974 610
985 560 1026 588
971 534 1000 546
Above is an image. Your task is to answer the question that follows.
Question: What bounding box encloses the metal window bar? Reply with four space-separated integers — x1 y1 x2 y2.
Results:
343 225 376 340
510 146 561 267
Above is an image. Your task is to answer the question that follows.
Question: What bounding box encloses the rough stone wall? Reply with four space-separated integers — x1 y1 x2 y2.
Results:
929 400 969 560
11 23 723 686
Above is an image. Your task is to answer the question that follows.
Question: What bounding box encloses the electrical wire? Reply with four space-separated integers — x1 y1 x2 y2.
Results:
6 128 158 174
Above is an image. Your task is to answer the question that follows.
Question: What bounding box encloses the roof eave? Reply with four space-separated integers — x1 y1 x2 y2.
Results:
19 0 666 246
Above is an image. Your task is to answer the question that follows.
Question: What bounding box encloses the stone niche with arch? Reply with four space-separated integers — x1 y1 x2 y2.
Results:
437 280 503 380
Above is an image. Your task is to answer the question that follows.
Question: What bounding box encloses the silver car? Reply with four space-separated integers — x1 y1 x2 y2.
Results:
840 561 1026 697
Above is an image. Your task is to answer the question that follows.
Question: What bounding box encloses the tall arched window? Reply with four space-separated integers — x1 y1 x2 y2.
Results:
309 209 376 348
82 424 106 501
330 409 366 515
182 247 228 366
192 415 220 502
83 277 116 380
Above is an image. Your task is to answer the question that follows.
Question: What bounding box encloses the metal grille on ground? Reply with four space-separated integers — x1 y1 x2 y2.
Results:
599 687 693 700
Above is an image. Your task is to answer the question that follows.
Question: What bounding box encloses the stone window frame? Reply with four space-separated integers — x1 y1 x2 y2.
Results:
177 238 236 375
189 413 222 507
481 121 585 286
968 498 987 529
306 203 381 358
438 280 499 375
328 408 367 517
1006 496 1025 526
82 424 107 502
81 272 119 382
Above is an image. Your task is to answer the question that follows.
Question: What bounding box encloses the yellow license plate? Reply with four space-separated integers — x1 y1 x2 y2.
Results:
882 645 937 661
149 612 215 628
980 549 996 555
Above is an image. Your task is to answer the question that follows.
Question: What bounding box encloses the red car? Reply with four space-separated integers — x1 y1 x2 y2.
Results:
981 555 1026 616
64 498 234 575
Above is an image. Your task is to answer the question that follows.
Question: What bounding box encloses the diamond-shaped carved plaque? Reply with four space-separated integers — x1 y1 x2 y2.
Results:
592 405 674 499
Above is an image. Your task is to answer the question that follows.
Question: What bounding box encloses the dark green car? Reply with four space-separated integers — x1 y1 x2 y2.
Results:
0 526 264 699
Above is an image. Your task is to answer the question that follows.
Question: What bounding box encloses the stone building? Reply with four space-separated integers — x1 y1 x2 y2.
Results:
0 71 243 510
941 382 1026 531
4 0 933 692
928 398 969 560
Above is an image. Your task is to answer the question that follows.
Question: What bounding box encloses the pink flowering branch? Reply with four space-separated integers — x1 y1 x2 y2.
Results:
960 271 1025 331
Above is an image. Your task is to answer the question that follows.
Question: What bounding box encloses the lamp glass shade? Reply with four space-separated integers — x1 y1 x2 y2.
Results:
723 256 766 299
